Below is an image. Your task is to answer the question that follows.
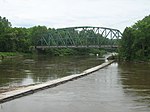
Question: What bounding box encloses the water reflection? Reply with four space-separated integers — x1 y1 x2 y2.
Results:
0 61 150 111
0 55 104 88
118 62 150 106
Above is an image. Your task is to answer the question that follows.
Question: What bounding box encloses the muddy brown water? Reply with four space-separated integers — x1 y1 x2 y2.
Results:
0 61 150 112
0 55 104 90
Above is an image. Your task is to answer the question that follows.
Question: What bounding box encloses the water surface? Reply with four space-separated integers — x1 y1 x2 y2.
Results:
0 62 150 112
0 55 104 88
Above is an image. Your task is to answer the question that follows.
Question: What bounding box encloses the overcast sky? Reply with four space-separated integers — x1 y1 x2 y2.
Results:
0 0 150 31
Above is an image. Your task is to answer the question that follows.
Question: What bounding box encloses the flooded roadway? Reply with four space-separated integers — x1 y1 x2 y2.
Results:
0 62 150 112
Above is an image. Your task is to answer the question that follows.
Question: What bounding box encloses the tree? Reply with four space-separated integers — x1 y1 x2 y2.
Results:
120 15 150 61
120 27 134 60
0 16 15 51
29 26 48 46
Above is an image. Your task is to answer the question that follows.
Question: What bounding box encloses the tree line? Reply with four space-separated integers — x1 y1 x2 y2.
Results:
0 16 115 54
119 15 150 61
0 17 30 52
1 15 149 60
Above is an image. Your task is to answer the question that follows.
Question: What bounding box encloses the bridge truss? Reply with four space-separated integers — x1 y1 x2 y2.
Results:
36 26 122 49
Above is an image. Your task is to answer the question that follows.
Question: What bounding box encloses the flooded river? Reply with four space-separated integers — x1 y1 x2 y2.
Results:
0 55 104 88
0 59 150 112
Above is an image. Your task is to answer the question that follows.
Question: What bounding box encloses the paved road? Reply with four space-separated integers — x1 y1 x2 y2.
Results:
0 63 149 112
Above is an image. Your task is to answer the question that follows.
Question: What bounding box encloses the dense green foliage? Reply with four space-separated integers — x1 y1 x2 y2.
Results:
0 52 18 57
0 17 30 52
41 48 106 56
120 15 150 61
0 16 115 56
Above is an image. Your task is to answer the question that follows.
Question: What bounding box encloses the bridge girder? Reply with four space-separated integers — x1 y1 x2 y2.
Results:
37 26 122 49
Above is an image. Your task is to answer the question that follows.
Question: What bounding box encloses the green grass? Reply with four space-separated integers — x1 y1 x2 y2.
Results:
0 52 18 57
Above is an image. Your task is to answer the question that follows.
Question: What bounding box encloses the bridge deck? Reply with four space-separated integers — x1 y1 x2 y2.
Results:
36 45 118 49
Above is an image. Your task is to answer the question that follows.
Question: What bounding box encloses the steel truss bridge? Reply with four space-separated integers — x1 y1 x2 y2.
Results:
36 26 122 49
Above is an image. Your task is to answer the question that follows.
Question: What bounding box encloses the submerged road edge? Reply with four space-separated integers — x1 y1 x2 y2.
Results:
0 60 114 104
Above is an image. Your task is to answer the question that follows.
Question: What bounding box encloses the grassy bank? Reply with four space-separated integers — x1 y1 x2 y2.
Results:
0 48 108 60
39 48 107 57
0 52 22 59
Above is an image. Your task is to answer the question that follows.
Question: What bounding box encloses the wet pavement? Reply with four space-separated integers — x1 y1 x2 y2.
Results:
0 63 150 112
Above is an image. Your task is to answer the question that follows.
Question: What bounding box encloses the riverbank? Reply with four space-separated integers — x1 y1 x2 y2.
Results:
0 48 107 59
0 52 23 60
0 59 114 104
38 48 107 57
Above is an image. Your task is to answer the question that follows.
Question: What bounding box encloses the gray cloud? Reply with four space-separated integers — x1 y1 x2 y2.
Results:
0 0 150 32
